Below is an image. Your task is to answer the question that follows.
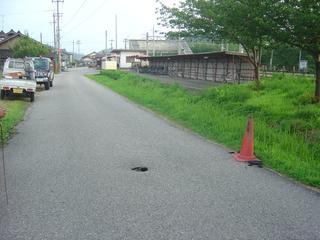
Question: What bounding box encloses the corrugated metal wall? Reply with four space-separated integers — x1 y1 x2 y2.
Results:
147 54 255 83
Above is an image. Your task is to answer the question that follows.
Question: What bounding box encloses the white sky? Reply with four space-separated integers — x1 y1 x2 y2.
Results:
0 0 179 54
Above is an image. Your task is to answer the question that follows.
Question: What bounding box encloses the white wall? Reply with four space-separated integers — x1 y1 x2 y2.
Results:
119 51 144 68
102 60 117 70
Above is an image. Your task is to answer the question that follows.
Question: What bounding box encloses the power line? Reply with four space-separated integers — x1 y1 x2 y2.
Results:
62 0 88 27
0 10 52 16
62 0 107 38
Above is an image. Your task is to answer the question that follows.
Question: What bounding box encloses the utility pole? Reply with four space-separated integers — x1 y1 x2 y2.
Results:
115 15 118 49
152 25 155 56
178 25 181 55
72 40 75 65
124 39 128 50
51 13 57 71
76 40 81 54
146 32 149 56
109 39 114 50
105 30 108 53
52 13 56 50
52 0 63 73
40 33 42 44
269 50 274 70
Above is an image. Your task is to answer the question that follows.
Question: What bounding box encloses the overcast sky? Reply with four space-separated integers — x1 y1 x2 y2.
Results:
1 0 179 54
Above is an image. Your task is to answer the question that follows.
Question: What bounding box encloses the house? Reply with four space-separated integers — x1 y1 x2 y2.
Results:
0 30 23 70
0 29 54 70
110 49 147 69
61 49 73 69
139 51 255 83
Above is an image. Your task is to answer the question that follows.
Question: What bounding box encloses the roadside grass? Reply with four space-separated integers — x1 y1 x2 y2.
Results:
0 100 28 141
86 71 320 188
0 73 29 140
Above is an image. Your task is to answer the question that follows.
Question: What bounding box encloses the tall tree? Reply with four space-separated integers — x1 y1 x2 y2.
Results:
10 36 51 58
264 0 320 102
158 0 271 85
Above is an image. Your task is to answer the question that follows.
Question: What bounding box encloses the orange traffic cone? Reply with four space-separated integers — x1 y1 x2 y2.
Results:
233 116 262 167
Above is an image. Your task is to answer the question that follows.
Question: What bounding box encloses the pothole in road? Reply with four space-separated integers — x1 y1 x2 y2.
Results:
131 167 148 172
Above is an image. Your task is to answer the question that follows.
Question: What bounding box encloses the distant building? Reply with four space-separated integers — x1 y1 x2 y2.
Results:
128 39 193 56
81 51 105 68
61 49 73 69
0 30 23 70
110 49 147 69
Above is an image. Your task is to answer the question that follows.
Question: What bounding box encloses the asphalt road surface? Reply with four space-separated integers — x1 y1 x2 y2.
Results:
0 68 319 240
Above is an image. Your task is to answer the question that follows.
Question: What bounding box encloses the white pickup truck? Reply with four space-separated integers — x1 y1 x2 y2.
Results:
0 58 37 102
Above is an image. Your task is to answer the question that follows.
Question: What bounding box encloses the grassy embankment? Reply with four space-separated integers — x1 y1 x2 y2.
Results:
0 73 28 140
87 71 320 188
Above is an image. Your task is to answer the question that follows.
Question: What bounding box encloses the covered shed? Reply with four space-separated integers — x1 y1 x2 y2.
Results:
139 51 255 83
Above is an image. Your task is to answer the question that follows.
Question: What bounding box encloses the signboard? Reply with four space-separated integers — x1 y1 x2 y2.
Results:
299 60 308 71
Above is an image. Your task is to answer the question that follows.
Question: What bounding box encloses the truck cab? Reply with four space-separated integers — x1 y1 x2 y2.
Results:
33 57 54 90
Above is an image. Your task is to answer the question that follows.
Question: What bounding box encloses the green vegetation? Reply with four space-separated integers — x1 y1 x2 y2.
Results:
87 70 320 188
158 0 320 101
10 36 51 58
0 101 28 140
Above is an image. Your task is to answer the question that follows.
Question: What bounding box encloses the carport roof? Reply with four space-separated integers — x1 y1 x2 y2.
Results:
139 51 249 60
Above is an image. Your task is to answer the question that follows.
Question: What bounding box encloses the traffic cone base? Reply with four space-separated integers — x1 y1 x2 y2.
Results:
233 152 257 162
233 117 260 164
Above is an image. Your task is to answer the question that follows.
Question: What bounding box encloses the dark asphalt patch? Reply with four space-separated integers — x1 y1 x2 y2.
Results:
131 167 148 172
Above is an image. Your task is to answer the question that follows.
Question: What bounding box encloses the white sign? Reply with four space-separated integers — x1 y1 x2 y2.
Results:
299 60 308 71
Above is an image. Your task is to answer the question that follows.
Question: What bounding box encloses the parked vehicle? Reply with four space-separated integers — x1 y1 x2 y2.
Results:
32 57 54 90
0 58 37 102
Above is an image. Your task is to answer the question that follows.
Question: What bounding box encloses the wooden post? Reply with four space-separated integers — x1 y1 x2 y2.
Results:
225 57 229 83
214 59 218 82
238 58 242 84
204 60 208 81
196 58 200 80
189 58 192 79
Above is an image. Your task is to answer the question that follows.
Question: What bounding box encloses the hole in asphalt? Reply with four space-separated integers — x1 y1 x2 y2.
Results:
131 167 148 172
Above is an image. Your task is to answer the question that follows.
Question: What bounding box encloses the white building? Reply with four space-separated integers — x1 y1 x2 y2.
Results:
110 49 146 69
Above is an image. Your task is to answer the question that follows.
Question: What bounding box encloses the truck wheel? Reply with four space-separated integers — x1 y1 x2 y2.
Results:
50 81 53 87
30 92 35 102
1 90 5 100
44 81 50 90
